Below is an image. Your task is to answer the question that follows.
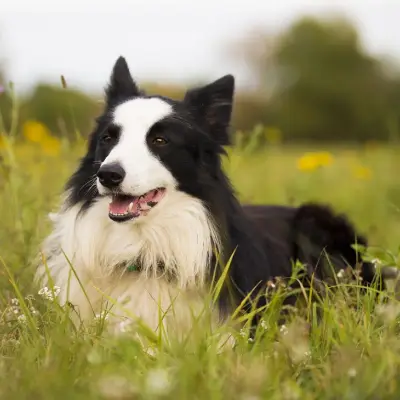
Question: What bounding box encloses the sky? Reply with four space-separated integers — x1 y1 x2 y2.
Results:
2 0 400 93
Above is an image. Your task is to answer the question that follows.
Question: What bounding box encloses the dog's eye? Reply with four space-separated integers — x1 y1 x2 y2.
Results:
101 133 112 144
152 137 168 146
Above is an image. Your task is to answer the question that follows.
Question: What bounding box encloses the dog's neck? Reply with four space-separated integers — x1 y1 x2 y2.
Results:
45 189 221 289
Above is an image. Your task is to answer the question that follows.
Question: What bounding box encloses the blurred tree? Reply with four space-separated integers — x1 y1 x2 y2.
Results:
229 16 400 142
20 83 100 140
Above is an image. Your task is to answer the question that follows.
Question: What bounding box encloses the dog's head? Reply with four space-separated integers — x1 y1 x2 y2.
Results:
66 56 235 223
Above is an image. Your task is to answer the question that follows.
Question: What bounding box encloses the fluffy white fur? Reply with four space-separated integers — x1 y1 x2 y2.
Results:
98 98 177 196
36 188 221 334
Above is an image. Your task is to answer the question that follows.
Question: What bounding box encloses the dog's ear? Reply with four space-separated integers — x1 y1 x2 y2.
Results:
105 56 141 107
183 75 235 146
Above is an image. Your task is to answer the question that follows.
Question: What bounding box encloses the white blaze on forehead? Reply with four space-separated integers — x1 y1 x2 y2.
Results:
99 97 177 195
113 97 172 131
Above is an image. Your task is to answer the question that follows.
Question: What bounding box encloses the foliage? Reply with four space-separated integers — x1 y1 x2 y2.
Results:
229 16 400 142
20 83 100 140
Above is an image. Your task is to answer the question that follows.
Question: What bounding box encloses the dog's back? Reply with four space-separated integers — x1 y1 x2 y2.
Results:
243 203 378 289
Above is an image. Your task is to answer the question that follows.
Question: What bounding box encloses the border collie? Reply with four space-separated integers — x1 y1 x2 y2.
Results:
36 56 394 335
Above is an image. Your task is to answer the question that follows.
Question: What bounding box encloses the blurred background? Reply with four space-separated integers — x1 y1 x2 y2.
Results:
2 1 400 144
2 1 400 256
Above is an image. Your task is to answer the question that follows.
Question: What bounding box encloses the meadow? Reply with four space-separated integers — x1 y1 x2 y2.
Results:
1 122 400 399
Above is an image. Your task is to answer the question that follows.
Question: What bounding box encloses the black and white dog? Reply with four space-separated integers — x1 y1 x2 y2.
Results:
36 57 394 334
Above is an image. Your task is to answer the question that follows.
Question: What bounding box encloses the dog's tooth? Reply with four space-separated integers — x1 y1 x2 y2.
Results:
128 202 134 212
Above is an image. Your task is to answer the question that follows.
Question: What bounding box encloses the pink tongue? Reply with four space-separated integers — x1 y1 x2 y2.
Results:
109 197 139 215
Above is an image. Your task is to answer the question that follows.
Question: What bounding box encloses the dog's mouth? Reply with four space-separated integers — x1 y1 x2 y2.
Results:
108 188 166 222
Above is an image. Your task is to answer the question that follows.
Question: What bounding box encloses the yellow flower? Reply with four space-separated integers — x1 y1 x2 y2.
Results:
40 136 61 156
23 120 51 143
352 165 372 180
316 151 334 167
296 151 334 172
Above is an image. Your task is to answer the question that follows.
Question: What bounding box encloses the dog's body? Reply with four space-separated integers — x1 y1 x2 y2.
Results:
36 57 385 335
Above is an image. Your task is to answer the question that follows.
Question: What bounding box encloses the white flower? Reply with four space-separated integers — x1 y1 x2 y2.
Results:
10 298 19 306
280 324 289 335
260 320 268 330
248 337 254 343
17 314 27 324
30 307 38 315
38 286 61 301
239 328 247 337
53 286 61 296
145 368 172 395
336 269 345 278
12 306 20 315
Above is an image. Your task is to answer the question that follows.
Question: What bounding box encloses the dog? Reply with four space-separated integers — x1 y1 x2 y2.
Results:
36 56 397 336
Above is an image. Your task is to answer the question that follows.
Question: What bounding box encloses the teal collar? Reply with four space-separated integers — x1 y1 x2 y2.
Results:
126 264 138 272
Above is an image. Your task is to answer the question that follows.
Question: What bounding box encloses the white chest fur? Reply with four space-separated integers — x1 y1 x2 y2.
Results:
36 190 221 334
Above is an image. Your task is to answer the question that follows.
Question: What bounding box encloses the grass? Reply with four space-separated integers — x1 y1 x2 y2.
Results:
1 132 400 399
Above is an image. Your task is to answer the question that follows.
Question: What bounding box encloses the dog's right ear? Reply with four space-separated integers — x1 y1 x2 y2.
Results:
105 56 141 107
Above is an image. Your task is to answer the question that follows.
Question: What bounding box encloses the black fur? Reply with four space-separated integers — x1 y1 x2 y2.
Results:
66 56 382 326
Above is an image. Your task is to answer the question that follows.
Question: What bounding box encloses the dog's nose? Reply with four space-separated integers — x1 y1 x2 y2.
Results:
97 163 126 188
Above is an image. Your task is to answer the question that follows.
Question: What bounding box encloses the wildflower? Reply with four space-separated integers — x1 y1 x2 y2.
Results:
352 165 372 180
337 269 345 279
38 286 61 301
17 314 27 324
267 280 276 289
10 298 19 306
296 151 334 172
145 368 172 395
260 320 268 330
23 120 51 143
239 328 247 338
280 324 289 335
30 307 38 315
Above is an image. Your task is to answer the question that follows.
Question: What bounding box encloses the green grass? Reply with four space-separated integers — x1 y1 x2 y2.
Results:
1 137 400 399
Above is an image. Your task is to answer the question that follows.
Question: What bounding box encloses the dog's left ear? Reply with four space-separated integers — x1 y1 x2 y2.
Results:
184 75 235 146
105 56 141 107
